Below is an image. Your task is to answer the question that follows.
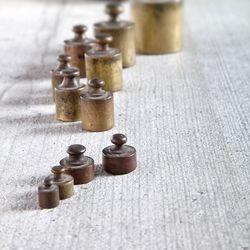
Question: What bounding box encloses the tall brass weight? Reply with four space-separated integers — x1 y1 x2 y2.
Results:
94 3 136 68
85 33 123 92
131 0 183 54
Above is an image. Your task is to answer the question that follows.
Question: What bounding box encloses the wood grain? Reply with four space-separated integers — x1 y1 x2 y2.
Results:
0 0 249 249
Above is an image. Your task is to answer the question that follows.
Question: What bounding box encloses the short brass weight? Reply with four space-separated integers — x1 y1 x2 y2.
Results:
55 67 86 122
64 25 95 78
38 177 60 209
80 78 114 132
131 0 183 54
60 144 95 185
85 33 123 92
49 166 74 200
102 134 137 175
50 54 71 102
94 3 136 68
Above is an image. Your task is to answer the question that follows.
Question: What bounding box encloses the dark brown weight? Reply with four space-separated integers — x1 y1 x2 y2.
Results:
64 25 95 78
60 144 95 185
102 134 137 175
38 177 60 209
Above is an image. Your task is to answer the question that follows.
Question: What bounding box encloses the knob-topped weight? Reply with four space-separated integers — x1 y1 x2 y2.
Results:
51 166 65 175
95 33 112 48
61 68 79 78
57 54 71 63
102 133 137 175
106 3 123 22
43 176 53 187
111 134 127 147
67 144 86 156
88 78 105 91
73 25 87 35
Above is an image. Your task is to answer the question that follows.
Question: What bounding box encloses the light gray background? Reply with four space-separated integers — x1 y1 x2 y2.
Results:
0 0 249 249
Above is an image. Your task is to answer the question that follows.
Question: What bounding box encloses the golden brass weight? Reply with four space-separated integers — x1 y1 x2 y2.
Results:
85 33 123 92
131 0 183 54
80 78 114 132
94 3 136 68
55 68 86 122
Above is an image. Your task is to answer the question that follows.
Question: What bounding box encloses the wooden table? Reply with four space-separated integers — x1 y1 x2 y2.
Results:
0 0 249 249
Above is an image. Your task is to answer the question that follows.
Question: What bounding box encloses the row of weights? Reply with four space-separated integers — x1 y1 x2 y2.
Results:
38 134 137 209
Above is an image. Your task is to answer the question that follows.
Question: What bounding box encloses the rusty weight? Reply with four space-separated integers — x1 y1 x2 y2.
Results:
102 134 137 175
38 177 60 209
64 25 95 78
60 144 95 185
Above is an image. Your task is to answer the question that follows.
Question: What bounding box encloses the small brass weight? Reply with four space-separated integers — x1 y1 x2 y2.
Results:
80 78 114 132
94 3 136 68
49 166 74 200
131 0 183 54
50 54 71 102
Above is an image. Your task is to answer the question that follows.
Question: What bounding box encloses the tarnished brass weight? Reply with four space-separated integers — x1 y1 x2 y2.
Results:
80 79 114 132
64 25 95 78
38 177 60 209
102 134 137 175
131 0 183 54
50 54 71 102
49 166 74 200
60 144 95 185
55 67 86 122
94 3 136 68
85 33 123 92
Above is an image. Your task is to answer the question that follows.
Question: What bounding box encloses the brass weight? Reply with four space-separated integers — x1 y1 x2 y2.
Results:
50 54 71 102
94 3 136 68
55 67 86 122
49 166 74 200
131 0 183 54
85 33 123 92
80 78 114 132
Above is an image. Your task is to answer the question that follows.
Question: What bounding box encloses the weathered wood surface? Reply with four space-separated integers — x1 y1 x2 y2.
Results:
0 0 249 249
